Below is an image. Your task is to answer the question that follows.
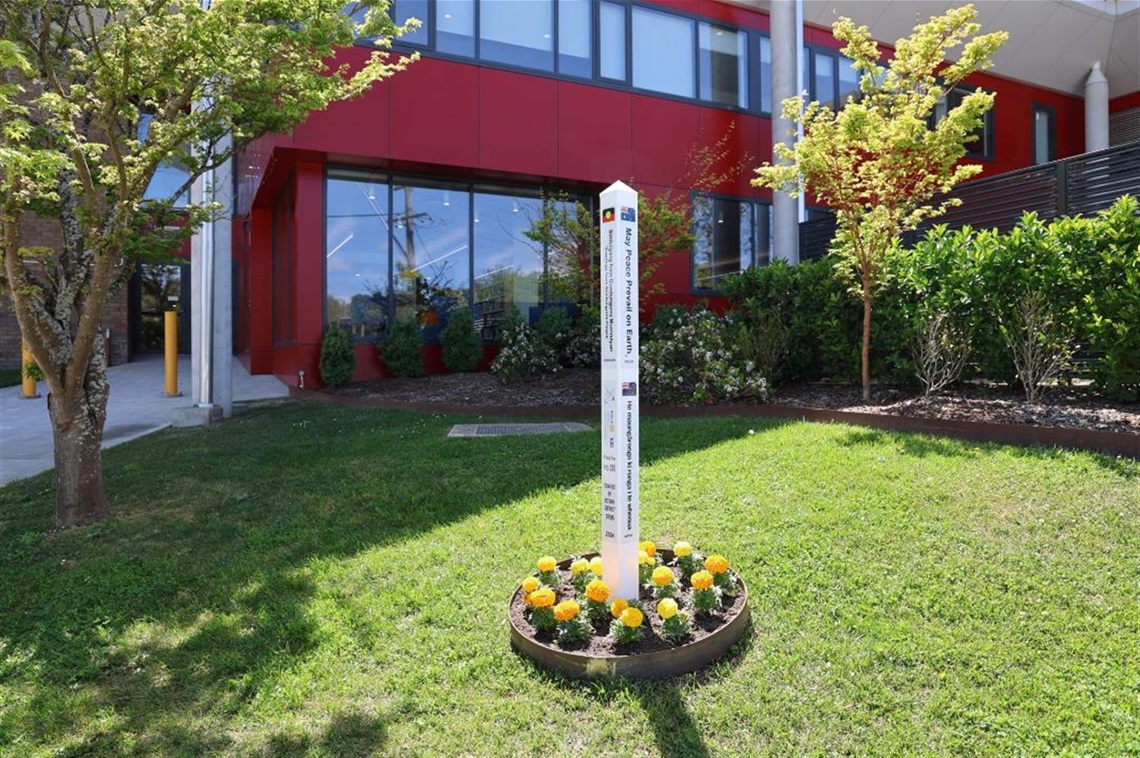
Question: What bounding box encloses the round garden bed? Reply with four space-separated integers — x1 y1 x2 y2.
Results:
508 550 750 679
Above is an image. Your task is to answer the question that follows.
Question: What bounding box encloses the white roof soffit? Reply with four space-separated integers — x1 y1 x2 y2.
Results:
734 1 1140 99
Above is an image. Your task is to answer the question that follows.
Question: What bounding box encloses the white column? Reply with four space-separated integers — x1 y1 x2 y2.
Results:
771 0 801 263
1084 61 1109 153
599 181 640 602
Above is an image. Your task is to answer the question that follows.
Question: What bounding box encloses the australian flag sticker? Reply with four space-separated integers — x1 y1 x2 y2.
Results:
620 206 636 222
621 381 637 397
602 207 616 223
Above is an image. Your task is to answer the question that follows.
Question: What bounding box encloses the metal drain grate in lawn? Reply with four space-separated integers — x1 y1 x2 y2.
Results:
448 422 591 438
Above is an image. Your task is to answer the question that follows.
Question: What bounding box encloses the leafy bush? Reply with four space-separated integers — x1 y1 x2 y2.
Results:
490 309 559 384
381 316 424 378
639 306 767 405
563 306 601 368
440 307 482 373
318 326 355 387
721 260 860 384
536 307 572 362
1081 196 1140 401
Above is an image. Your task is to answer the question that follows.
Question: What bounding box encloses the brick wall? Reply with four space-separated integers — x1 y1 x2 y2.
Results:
1 213 131 371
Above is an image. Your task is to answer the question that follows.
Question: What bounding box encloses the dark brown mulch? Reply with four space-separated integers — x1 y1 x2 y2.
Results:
325 368 1140 436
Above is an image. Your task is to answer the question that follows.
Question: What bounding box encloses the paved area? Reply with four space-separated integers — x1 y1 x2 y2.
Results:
0 355 288 486
447 422 592 438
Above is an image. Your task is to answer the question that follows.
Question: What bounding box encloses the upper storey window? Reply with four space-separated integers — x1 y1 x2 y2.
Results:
699 23 747 108
480 0 554 72
632 7 694 98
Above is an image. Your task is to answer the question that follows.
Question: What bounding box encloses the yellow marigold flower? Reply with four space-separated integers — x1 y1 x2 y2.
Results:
651 566 675 587
638 549 653 566
585 579 611 604
610 598 629 618
521 576 540 593
537 556 558 573
639 540 656 558
530 588 556 608
589 556 604 575
657 598 679 619
554 599 580 622
691 570 714 590
673 541 693 557
620 606 644 628
522 591 533 606
704 555 730 574
570 558 589 575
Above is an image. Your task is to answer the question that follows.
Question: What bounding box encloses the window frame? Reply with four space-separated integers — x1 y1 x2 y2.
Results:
1032 102 1056 165
689 192 772 295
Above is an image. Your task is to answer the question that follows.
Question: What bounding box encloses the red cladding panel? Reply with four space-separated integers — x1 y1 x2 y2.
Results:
389 58 480 168
293 160 326 346
631 96 700 186
558 81 633 182
478 69 560 177
698 110 770 196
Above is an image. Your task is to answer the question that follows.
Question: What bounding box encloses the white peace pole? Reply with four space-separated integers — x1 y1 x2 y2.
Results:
599 181 640 601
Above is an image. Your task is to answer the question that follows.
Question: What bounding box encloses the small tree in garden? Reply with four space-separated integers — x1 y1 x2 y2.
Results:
381 316 425 378
753 4 1007 401
1 1 414 528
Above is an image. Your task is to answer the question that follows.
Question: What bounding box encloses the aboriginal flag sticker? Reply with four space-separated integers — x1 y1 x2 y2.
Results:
602 207 616 223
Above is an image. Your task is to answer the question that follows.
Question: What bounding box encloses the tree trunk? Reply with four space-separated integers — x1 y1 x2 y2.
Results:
47 356 110 529
862 291 873 402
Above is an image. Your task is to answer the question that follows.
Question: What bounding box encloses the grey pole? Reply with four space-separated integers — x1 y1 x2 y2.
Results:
770 0 801 263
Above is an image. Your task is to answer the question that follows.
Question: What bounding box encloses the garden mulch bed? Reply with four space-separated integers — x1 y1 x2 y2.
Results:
323 368 1140 437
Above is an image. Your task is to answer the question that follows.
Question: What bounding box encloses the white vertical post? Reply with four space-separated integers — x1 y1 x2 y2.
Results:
600 181 640 602
1084 61 1109 154
771 0 801 263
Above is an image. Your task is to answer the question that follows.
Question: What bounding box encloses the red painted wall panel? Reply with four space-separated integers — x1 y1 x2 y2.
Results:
1110 92 1140 113
389 59 481 169
558 82 633 182
630 96 701 187
478 69 560 178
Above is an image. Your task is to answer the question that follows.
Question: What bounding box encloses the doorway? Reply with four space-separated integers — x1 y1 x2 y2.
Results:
130 263 191 356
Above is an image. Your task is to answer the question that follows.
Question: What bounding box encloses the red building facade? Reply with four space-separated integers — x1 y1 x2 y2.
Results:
232 0 1093 388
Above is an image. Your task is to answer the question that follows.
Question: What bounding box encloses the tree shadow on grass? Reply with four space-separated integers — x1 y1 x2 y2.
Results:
0 405 773 754
266 711 388 757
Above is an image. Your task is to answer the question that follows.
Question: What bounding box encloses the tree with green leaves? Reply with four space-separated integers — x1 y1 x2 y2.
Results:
753 4 1007 401
1 1 415 528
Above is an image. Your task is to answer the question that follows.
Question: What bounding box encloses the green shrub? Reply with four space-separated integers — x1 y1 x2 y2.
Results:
318 326 355 387
440 307 482 373
1081 196 1140 401
640 305 767 405
564 306 600 368
381 316 424 378
536 306 572 361
490 308 559 384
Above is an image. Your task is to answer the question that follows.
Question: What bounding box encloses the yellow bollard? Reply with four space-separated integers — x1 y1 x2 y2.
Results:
164 310 180 396
21 341 40 399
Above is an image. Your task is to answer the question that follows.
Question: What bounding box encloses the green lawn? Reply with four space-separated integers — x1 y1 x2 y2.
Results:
1 403 1137 756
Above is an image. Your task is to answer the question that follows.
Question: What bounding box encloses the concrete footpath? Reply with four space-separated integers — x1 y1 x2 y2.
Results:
0 355 289 487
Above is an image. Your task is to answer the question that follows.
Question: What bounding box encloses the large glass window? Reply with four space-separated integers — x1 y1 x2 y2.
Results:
759 36 772 114
838 56 859 103
814 51 836 108
393 0 429 46
479 0 553 71
1033 104 1054 164
139 114 190 206
599 1 627 81
326 177 390 339
473 193 544 339
699 23 747 108
558 0 591 78
692 195 770 291
436 0 475 56
392 185 471 328
632 6 694 98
